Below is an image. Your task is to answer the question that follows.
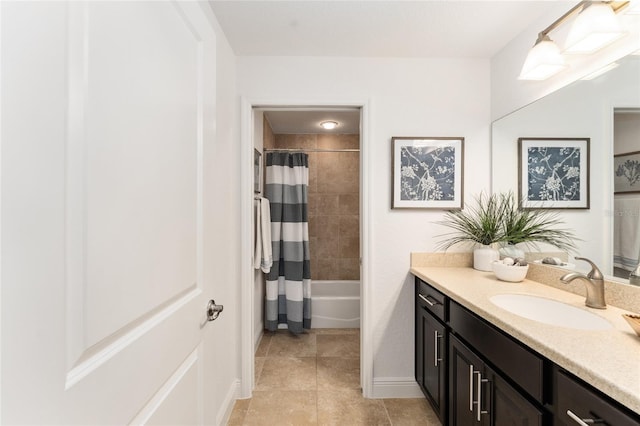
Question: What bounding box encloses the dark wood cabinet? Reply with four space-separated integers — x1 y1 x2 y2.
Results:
449 334 484 425
414 276 640 426
449 335 543 426
554 368 639 426
415 279 447 422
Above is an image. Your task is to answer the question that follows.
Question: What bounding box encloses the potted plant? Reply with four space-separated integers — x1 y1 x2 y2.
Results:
435 192 508 271
436 192 577 271
498 192 577 258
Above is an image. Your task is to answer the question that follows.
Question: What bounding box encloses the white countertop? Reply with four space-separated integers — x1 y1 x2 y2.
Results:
410 266 640 415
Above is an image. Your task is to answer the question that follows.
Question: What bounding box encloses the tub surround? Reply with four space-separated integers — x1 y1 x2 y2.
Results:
410 253 640 414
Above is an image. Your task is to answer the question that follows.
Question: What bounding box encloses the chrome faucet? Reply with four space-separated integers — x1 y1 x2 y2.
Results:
560 257 606 309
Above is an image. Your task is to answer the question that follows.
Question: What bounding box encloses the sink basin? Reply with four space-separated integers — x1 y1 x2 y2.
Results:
490 294 612 330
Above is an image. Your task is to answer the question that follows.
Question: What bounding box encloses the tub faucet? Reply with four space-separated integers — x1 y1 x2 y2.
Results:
560 257 606 309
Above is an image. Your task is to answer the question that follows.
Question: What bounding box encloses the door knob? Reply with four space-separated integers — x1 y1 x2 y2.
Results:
206 300 224 321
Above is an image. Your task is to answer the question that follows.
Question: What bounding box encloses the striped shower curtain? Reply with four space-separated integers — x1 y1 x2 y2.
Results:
265 152 312 333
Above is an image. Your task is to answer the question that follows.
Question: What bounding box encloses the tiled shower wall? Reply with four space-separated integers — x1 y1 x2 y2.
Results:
263 121 360 280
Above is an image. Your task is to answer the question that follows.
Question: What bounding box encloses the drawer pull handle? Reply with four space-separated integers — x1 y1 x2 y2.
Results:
418 293 441 307
566 410 603 425
433 331 443 366
469 365 475 412
476 372 490 421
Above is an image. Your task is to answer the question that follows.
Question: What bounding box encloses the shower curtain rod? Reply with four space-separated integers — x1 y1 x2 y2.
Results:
263 148 359 153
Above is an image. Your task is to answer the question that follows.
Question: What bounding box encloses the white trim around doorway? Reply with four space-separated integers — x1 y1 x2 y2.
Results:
239 98 373 399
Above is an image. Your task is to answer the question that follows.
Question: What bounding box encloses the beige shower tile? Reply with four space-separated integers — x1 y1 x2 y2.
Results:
315 258 336 281
339 258 361 281
243 390 317 426
317 134 359 150
316 194 340 216
339 215 359 237
339 236 359 259
256 357 317 391
317 389 390 426
268 331 317 357
383 398 441 425
317 334 359 358
338 194 359 215
274 134 317 150
317 357 360 390
307 194 318 216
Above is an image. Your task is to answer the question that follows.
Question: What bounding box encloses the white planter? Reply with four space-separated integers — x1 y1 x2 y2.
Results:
474 245 500 271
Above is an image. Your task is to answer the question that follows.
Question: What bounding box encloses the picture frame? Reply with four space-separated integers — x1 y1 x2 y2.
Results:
391 137 464 209
254 149 262 194
518 137 590 209
614 150 640 194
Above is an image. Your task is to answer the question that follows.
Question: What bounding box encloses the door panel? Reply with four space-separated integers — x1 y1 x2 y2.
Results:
1 1 218 424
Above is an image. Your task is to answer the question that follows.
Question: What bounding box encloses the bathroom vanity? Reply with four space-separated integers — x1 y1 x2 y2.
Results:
411 266 640 425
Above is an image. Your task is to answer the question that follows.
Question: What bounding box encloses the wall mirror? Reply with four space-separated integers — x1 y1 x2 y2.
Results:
492 53 640 285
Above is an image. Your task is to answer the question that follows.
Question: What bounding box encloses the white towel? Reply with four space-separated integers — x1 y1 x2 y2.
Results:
613 196 640 270
254 198 273 273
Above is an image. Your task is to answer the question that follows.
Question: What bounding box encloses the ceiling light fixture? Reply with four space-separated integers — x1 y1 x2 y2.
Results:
320 121 338 130
519 1 629 81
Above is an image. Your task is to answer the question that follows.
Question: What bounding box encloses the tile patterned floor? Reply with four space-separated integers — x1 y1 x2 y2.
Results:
227 328 441 426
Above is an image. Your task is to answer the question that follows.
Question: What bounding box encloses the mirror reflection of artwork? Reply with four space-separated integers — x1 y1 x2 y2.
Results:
614 151 640 194
518 138 590 209
392 137 464 209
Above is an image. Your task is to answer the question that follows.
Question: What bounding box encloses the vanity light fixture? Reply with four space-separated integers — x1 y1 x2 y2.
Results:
519 1 629 81
518 34 567 80
564 2 627 54
320 120 338 130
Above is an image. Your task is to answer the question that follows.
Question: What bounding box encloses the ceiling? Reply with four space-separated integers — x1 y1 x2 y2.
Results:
263 109 361 134
208 1 569 58
211 1 570 134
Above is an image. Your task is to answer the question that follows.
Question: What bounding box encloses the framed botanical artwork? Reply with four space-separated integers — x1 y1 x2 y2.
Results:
518 137 590 209
254 149 262 194
391 137 464 209
614 151 640 194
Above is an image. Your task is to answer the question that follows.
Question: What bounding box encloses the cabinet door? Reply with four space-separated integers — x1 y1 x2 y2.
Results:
422 307 447 422
555 370 640 426
485 366 543 426
449 335 483 426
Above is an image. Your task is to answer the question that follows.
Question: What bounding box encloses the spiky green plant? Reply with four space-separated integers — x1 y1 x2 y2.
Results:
435 192 510 250
498 192 578 252
435 191 578 252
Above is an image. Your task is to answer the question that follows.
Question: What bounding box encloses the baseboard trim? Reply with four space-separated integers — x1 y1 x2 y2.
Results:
216 379 241 426
371 377 424 398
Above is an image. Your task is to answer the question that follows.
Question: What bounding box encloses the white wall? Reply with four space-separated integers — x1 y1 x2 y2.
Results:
237 56 491 392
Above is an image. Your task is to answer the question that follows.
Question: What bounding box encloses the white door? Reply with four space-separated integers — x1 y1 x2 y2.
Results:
1 1 221 424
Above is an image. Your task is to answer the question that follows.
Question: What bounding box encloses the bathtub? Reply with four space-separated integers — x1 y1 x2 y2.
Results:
311 280 360 328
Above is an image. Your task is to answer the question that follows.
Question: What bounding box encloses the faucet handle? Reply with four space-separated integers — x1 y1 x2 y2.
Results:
574 257 604 280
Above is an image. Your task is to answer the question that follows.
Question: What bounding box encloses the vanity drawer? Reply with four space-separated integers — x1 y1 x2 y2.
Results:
449 301 544 403
416 278 447 321
555 369 640 426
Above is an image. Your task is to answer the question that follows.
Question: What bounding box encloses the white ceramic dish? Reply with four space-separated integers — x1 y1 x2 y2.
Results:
492 261 529 282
